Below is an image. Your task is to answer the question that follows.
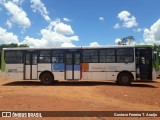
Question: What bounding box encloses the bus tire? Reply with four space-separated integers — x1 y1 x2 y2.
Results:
117 72 132 86
40 72 54 85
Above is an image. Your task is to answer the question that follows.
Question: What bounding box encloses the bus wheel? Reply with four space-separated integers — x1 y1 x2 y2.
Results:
117 73 132 86
40 73 54 85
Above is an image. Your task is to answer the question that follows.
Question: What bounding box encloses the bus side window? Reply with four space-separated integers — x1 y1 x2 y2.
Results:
5 51 24 64
116 48 134 63
83 50 98 63
39 50 51 63
25 54 30 64
52 50 64 63
100 49 115 63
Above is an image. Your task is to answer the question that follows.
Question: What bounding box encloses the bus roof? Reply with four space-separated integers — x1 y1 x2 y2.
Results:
135 44 154 48
3 45 135 51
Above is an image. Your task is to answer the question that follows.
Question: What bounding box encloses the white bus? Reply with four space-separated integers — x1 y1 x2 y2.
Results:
0 45 158 85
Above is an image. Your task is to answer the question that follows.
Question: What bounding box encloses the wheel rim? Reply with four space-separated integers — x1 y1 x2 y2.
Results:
121 76 129 83
43 76 51 83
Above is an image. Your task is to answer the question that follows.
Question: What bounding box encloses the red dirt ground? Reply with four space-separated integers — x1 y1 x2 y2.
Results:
0 78 160 120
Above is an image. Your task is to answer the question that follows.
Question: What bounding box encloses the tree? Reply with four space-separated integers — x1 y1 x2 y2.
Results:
117 36 135 45
18 44 29 47
0 43 29 49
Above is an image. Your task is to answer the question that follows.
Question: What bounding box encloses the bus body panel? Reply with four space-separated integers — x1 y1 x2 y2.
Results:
81 63 136 81
24 64 38 79
6 64 23 72
82 72 92 80
52 63 65 71
106 72 117 81
87 63 135 72
31 65 38 79
92 72 107 81
38 64 51 71
6 72 23 80
25 65 31 79
1 45 158 84
5 64 24 80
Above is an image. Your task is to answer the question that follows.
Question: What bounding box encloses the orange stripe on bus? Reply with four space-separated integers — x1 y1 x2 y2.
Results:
82 63 89 71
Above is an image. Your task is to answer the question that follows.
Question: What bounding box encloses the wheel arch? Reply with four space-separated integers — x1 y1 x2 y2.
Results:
117 70 134 81
39 71 54 80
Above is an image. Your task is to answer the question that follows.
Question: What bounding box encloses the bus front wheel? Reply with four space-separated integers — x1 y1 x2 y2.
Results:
117 72 132 86
40 72 54 85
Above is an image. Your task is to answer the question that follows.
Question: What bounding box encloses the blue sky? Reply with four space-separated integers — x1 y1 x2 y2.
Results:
0 0 160 47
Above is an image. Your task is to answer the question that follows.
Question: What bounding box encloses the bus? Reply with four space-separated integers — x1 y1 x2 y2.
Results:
0 45 159 86
135 45 159 80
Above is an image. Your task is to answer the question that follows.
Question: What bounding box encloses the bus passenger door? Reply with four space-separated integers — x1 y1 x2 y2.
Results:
65 52 81 80
25 52 38 80
136 48 152 80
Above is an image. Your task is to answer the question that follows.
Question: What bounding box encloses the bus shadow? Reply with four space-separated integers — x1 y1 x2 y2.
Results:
1 81 158 88
2 81 42 86
130 83 158 88
134 80 159 83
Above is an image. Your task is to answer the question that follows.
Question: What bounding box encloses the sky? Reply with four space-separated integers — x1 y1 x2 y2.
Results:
0 0 160 47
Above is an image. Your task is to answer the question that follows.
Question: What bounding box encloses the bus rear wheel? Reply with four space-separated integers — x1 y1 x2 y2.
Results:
40 72 54 85
117 72 132 86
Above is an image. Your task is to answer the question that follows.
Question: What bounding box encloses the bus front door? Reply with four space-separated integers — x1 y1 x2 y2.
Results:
25 52 38 80
136 48 152 80
65 52 81 80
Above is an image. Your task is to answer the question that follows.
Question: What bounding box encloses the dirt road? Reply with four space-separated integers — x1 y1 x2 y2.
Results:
0 79 160 120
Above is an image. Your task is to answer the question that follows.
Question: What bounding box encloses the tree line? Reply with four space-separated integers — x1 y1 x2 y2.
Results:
0 43 29 49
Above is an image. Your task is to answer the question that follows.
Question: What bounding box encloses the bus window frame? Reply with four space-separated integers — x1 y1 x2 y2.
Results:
52 49 64 63
4 50 24 64
38 50 51 63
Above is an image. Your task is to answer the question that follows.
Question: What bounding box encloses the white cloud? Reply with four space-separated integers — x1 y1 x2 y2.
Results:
22 36 45 48
117 11 138 28
89 42 101 47
133 28 145 32
3 1 31 29
115 38 122 44
99 17 104 21
61 42 76 47
0 0 4 5
47 18 60 30
143 19 160 44
12 0 21 3
114 23 120 29
0 27 19 44
137 28 142 32
0 0 79 48
12 0 24 5
54 22 74 35
63 18 71 22
6 20 12 28
31 0 51 22
47 19 74 35
21 29 78 48
20 20 79 48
